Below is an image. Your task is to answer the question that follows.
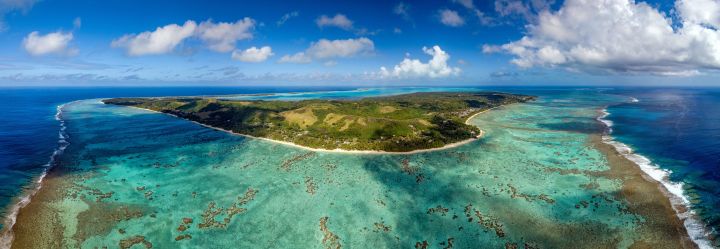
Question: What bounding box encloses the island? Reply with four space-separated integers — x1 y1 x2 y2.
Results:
103 92 535 152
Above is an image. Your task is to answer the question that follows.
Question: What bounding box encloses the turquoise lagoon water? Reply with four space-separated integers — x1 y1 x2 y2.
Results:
20 88 679 248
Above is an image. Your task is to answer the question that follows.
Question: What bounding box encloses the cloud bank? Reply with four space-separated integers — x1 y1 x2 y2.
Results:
380 45 460 78
23 31 77 56
279 37 374 63
486 0 720 76
111 18 256 56
316 14 353 30
197 18 255 52
231 46 273 62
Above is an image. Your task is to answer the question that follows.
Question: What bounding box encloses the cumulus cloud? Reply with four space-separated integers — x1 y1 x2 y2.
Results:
379 45 461 78
439 9 465 27
279 37 374 63
277 11 299 26
486 0 720 76
279 52 312 64
231 46 273 62
677 0 720 28
306 37 374 58
111 18 256 55
197 18 255 52
23 31 77 56
316 14 353 30
111 20 197 56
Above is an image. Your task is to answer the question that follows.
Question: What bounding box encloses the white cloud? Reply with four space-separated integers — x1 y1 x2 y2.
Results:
487 0 720 76
394 2 411 21
306 37 374 59
380 45 461 78
280 37 374 63
111 18 255 55
197 18 255 52
111 20 197 56
0 0 37 31
677 0 720 29
277 11 299 26
316 14 353 30
439 9 465 27
23 31 77 56
279 52 312 64
231 46 273 62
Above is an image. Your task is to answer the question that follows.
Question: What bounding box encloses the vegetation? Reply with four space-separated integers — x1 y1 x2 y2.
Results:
103 92 535 152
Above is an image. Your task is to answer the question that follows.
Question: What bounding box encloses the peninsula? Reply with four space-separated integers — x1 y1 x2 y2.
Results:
103 92 535 152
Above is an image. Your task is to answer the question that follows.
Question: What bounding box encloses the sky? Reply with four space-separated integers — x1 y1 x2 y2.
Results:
1 0 720 86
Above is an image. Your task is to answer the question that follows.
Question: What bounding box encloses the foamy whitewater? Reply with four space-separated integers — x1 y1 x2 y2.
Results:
598 99 713 249
0 103 72 249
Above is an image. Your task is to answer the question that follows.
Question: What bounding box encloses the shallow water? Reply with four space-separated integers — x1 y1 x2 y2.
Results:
15 89 684 248
0 86 372 229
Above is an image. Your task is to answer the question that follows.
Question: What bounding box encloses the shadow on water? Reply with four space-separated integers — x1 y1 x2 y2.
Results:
51 105 250 177
356 141 631 248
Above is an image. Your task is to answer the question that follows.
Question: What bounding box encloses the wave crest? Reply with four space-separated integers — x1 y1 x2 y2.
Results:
0 101 74 249
597 103 713 249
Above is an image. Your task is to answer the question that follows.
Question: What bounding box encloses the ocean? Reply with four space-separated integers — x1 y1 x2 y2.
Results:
0 86 717 248
605 88 720 245
0 86 351 226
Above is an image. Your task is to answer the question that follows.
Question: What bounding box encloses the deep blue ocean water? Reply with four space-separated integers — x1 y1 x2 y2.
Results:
1 86 719 246
607 88 720 241
0 86 353 229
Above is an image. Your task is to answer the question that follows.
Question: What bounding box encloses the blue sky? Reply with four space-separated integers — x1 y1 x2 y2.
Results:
1 0 719 86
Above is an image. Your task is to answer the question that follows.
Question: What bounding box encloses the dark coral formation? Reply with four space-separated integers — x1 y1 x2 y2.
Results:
464 204 505 238
174 234 192 241
426 205 449 216
415 240 429 249
198 188 258 229
119 235 152 249
507 184 555 204
319 217 342 249
440 238 454 249
305 176 317 195
281 152 316 171
373 222 392 232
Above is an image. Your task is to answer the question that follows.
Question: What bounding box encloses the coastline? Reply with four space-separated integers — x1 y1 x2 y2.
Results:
126 105 498 155
595 106 709 249
2 97 709 248
0 102 73 248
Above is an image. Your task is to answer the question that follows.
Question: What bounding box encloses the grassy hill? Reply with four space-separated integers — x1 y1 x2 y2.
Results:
103 92 535 152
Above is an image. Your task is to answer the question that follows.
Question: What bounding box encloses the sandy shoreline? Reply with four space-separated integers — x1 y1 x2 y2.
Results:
591 108 699 249
127 105 496 155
